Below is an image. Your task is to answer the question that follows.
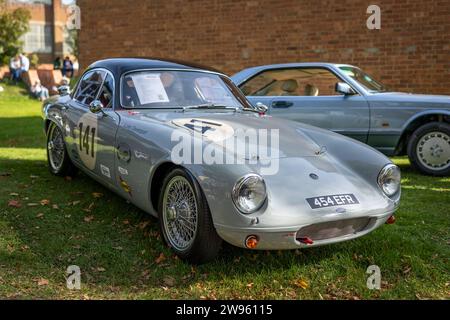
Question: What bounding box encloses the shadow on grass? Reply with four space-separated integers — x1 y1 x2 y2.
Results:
0 158 448 297
0 116 44 148
0 159 339 288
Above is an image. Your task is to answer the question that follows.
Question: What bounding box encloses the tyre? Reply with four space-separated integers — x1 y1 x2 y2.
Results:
407 122 450 176
158 167 222 263
46 122 77 176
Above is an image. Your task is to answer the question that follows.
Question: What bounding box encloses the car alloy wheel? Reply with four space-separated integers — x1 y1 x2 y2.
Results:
408 122 450 176
416 131 450 171
162 175 198 251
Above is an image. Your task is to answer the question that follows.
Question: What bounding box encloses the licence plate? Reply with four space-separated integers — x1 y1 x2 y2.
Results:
306 194 359 209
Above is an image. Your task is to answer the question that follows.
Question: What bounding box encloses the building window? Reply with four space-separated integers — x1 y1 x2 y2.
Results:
10 0 53 5
21 23 53 53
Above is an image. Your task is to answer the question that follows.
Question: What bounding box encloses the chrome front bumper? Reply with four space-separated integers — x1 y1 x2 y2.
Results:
215 211 394 250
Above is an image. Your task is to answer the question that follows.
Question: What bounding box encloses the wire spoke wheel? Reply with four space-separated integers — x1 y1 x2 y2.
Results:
162 176 198 251
47 125 65 171
416 131 450 171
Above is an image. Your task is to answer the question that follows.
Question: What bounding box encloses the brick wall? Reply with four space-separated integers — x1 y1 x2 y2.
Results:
78 0 450 94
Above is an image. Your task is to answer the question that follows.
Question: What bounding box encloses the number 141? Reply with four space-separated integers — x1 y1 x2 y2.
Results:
78 122 95 157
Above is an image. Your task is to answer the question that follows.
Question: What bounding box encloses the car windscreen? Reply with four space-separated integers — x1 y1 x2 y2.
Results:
339 66 388 92
121 70 246 108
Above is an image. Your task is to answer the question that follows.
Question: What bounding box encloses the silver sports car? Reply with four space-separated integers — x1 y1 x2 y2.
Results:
42 58 400 263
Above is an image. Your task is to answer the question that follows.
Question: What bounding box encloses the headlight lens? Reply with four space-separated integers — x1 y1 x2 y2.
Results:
232 174 267 214
377 164 401 197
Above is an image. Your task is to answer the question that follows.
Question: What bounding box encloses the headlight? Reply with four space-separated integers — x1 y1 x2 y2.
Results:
377 164 401 197
232 174 267 214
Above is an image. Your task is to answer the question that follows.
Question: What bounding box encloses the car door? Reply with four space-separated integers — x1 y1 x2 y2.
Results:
64 69 120 187
240 67 370 143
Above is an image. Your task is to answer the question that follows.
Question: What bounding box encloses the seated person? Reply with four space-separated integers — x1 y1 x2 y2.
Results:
19 53 30 73
98 80 113 108
62 56 74 78
31 80 49 101
160 72 185 104
281 79 299 96
53 57 62 70
52 76 70 94
60 76 70 86
304 83 319 96
9 55 22 83
122 77 140 107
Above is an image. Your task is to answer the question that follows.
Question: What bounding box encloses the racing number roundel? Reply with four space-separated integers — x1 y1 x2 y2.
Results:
172 118 234 142
76 113 98 170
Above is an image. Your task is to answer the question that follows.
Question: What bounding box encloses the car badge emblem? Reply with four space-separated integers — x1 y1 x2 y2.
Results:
309 173 319 180
315 146 327 155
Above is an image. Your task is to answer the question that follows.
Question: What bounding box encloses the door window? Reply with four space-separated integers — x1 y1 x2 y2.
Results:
74 70 106 105
97 74 114 108
240 68 347 97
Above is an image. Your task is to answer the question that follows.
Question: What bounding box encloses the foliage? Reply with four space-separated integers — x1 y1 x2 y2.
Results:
30 53 39 68
64 28 79 58
0 0 31 66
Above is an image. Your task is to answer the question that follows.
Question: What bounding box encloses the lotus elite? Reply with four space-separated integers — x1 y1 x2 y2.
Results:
42 58 401 263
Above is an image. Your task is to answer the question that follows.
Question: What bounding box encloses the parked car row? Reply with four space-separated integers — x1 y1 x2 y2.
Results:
42 58 447 263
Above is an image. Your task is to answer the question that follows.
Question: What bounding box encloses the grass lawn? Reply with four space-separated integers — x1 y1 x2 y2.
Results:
0 81 448 299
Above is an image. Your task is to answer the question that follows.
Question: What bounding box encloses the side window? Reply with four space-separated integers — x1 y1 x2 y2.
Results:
97 74 114 108
240 68 347 97
74 70 105 105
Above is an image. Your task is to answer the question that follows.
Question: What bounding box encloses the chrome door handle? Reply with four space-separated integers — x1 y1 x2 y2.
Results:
272 101 294 108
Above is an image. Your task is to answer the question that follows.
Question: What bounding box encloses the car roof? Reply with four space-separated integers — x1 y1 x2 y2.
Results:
87 58 223 77
231 62 357 85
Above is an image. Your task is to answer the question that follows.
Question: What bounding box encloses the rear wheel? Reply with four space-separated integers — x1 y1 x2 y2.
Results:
46 122 77 176
407 122 450 176
158 168 222 264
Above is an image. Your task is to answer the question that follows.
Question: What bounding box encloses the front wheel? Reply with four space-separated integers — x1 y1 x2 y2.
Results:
158 168 222 264
407 122 450 176
46 122 77 176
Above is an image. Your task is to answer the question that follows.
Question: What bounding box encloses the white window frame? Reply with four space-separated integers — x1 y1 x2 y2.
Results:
21 21 53 54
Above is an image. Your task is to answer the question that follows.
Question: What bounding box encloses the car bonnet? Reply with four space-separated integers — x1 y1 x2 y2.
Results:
122 110 326 159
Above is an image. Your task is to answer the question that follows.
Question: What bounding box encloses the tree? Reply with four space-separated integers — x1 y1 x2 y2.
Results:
0 0 31 66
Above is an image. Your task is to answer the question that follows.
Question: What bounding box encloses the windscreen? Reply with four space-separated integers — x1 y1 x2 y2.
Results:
121 70 245 108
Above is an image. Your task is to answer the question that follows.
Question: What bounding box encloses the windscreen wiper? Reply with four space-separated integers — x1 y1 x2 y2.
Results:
182 103 239 112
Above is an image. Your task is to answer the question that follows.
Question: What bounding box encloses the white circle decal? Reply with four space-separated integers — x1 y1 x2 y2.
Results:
76 113 98 170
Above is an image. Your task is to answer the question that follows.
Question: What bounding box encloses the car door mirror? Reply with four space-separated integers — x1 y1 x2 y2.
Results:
89 100 105 115
255 102 268 113
335 82 356 95
58 85 71 96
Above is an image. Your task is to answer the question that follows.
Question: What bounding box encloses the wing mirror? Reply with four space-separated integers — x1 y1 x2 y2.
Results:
335 82 356 95
89 100 107 116
255 102 268 114
57 85 71 96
